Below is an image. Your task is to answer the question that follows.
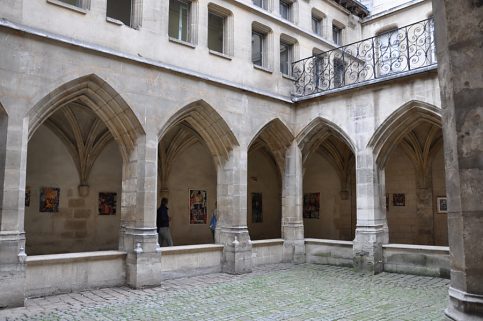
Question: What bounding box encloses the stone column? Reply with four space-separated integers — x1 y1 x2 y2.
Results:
415 168 434 245
353 148 388 273
432 1 483 319
281 141 305 263
121 132 162 288
0 115 28 308
216 146 252 274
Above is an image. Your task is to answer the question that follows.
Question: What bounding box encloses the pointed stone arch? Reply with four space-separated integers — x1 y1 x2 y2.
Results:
248 118 294 176
296 117 355 165
368 100 442 169
28 74 145 162
158 100 239 167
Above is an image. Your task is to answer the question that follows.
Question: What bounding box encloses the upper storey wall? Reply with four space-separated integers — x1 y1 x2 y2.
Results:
0 0 364 98
361 0 433 38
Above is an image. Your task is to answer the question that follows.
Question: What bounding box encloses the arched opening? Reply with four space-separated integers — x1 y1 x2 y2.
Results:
247 119 292 240
298 118 356 241
0 103 7 231
370 101 446 246
158 100 238 246
25 75 144 255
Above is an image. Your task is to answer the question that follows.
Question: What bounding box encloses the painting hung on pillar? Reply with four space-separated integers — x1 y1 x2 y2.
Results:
190 189 207 224
392 193 405 206
98 192 117 215
303 193 320 219
25 186 31 207
437 197 448 213
39 187 60 212
252 192 263 223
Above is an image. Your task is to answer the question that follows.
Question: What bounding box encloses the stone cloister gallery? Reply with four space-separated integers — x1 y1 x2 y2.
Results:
0 0 482 320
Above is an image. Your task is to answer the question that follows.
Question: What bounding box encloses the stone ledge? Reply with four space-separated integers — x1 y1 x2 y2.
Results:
251 239 284 247
383 243 449 253
305 238 353 246
26 250 127 265
160 244 224 255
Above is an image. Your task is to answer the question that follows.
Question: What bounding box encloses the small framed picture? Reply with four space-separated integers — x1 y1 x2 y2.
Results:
392 193 405 207
437 197 448 213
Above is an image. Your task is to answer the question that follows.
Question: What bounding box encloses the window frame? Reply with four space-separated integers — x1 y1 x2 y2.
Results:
332 24 342 45
279 41 293 76
207 3 234 57
251 22 273 71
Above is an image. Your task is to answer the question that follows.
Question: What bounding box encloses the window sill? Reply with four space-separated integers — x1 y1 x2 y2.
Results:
169 37 196 49
282 73 296 81
253 64 273 74
46 0 88 14
209 50 232 61
106 17 123 26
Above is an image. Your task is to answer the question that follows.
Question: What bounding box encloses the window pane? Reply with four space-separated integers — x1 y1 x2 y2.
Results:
334 58 344 87
208 12 224 53
312 17 321 35
59 0 82 7
333 25 341 45
169 0 190 42
253 0 266 9
107 0 132 26
252 32 263 66
280 1 290 20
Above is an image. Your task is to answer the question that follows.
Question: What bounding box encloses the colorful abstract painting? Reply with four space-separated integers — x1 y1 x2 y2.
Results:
303 193 320 219
39 187 60 212
252 192 263 223
98 192 117 215
190 190 207 224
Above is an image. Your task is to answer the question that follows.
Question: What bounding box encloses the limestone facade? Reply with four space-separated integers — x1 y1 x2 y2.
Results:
0 0 459 311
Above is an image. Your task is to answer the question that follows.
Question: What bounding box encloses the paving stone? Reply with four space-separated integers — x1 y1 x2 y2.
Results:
0 264 449 321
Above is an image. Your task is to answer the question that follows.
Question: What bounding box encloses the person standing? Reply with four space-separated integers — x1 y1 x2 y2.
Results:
209 202 218 243
157 198 173 246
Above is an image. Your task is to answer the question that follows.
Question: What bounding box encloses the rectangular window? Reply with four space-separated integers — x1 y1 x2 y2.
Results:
169 0 191 42
107 0 132 26
253 0 267 10
280 41 293 75
208 12 225 53
334 58 345 88
252 31 264 66
280 0 291 21
332 25 342 45
312 16 322 35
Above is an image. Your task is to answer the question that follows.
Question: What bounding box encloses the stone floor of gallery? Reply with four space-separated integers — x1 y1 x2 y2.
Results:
0 264 449 321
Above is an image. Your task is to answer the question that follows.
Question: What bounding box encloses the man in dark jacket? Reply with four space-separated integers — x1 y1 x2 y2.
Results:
157 198 173 246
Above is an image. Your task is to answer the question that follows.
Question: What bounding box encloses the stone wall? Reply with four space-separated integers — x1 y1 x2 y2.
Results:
25 126 122 255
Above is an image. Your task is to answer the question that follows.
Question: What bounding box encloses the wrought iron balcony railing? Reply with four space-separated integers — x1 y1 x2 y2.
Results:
292 18 437 98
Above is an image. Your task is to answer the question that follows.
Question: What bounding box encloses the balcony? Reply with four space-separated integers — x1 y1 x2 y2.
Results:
292 18 437 99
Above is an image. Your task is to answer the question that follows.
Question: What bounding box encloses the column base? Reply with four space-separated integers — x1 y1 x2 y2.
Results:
282 221 305 263
122 227 162 288
218 227 252 275
353 224 387 274
445 287 483 320
0 231 26 308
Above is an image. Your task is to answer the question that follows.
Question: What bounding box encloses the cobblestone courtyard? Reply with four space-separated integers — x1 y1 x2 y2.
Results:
0 264 449 321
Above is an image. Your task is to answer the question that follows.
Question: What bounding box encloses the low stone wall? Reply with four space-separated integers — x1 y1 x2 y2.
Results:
251 239 284 266
382 244 450 278
159 244 224 280
26 251 126 298
305 239 354 267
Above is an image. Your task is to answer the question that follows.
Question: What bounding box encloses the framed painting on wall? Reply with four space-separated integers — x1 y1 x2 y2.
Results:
392 193 405 207
190 189 207 224
303 193 320 219
98 192 117 215
39 187 60 212
25 186 31 207
437 197 448 213
252 192 263 223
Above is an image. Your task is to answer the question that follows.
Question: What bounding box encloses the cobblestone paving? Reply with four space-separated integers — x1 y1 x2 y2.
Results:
0 264 449 321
